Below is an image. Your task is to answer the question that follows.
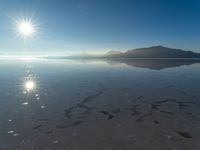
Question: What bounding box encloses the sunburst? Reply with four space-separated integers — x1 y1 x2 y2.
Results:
13 16 39 40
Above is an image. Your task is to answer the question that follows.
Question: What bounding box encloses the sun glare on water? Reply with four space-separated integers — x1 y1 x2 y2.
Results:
25 81 35 91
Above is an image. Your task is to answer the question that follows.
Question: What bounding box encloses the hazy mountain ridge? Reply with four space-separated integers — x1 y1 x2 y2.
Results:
105 46 200 58
45 46 200 59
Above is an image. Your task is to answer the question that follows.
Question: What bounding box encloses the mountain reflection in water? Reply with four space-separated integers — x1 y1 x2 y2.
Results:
103 58 200 70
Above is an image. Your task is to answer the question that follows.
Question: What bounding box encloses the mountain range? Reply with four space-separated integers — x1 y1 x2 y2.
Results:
45 45 200 59
105 46 200 58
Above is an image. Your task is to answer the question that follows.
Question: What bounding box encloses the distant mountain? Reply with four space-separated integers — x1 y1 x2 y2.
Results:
105 46 200 58
45 46 200 59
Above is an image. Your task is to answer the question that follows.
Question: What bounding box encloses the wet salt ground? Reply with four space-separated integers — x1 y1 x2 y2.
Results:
0 59 200 150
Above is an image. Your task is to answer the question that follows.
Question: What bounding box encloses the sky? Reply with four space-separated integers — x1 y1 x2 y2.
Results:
0 0 200 55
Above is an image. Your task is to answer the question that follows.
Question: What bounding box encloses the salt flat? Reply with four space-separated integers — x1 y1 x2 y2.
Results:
0 59 200 150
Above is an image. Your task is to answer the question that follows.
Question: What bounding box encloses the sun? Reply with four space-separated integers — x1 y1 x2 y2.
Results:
18 21 34 36
14 17 38 40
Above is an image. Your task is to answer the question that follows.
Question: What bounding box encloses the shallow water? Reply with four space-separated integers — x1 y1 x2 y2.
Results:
0 58 200 150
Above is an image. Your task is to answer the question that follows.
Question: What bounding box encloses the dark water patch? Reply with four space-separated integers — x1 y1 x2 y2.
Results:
33 124 42 129
153 120 159 124
108 114 115 120
56 121 83 129
69 121 83 127
100 111 115 120
100 111 108 115
160 110 174 115
176 131 192 138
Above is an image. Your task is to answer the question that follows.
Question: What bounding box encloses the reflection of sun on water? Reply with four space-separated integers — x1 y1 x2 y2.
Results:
20 70 45 108
25 81 35 91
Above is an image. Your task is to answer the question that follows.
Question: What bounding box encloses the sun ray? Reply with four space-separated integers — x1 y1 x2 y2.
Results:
18 21 34 36
13 15 39 41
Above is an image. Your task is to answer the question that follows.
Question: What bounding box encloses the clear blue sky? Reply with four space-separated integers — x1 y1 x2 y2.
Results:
0 0 200 55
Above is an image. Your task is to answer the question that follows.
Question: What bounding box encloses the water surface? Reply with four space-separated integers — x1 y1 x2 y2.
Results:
0 58 200 150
